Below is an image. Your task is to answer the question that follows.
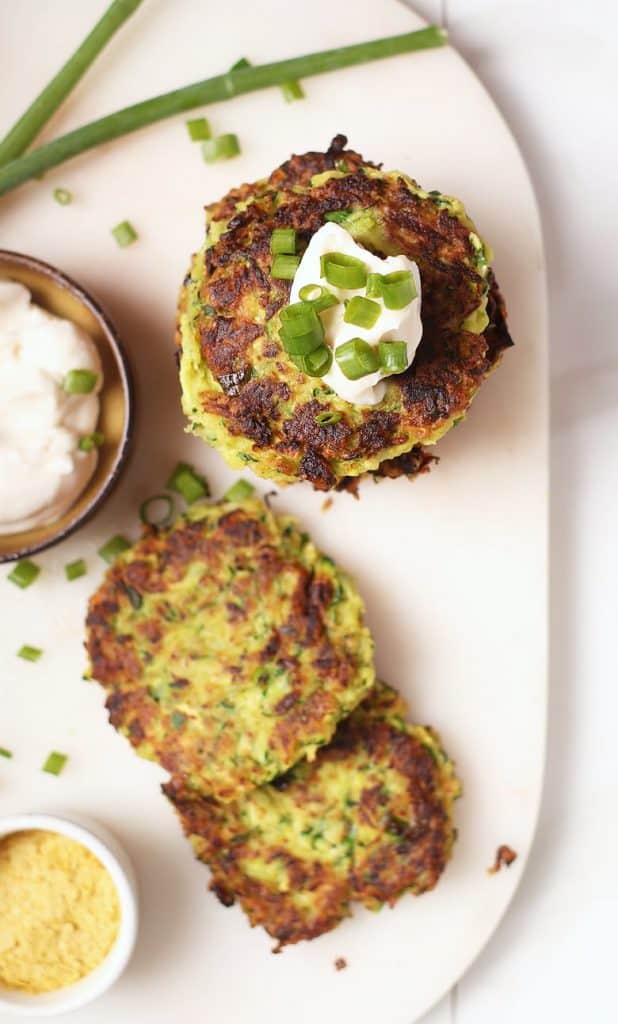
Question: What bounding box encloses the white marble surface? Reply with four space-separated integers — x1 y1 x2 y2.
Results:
413 0 618 1021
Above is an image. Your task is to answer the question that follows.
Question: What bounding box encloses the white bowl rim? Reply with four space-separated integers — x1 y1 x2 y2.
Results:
0 813 138 1017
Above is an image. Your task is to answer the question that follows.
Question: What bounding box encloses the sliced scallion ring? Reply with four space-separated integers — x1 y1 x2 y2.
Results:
53 187 72 205
270 228 296 254
42 751 67 775
8 559 40 589
380 270 417 309
186 116 211 141
98 535 131 564
299 284 323 302
294 345 333 377
298 284 338 314
343 295 381 329
282 328 324 356
201 133 241 162
111 220 137 247
320 252 367 289
166 462 209 504
18 645 43 662
65 559 87 581
279 302 324 354
272 253 301 280
335 338 379 380
366 273 383 299
224 479 255 502
378 340 408 374
140 494 174 527
63 368 98 394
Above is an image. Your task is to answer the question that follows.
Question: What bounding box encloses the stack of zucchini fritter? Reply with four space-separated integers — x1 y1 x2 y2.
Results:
176 136 512 491
86 498 461 948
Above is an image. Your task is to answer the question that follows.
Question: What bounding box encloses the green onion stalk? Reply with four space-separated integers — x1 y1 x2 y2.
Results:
0 26 446 198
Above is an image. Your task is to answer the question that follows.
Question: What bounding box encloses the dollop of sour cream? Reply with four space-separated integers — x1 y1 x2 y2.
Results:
289 222 422 406
0 280 103 534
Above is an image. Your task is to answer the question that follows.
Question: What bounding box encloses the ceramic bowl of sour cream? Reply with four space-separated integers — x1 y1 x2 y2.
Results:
0 250 133 563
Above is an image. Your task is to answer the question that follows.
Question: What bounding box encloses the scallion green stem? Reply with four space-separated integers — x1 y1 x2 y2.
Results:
0 26 446 198
0 0 144 167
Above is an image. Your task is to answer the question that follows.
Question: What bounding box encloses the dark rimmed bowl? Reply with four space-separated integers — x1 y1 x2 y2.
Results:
0 250 134 563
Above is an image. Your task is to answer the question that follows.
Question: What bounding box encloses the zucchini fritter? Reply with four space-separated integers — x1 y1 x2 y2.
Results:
177 134 512 490
85 499 375 801
164 682 461 949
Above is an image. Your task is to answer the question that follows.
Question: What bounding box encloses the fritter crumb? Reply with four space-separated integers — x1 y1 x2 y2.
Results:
488 844 518 874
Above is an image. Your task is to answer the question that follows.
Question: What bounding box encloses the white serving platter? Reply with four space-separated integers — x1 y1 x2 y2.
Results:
0 1 547 1022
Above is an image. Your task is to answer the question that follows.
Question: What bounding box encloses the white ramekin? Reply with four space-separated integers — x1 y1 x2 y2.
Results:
0 813 138 1017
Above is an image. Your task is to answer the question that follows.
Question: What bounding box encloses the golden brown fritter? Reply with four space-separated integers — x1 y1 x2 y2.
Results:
178 135 512 490
164 682 461 949
85 499 374 801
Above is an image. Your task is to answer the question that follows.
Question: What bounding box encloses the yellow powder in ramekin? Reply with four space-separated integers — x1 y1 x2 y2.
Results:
0 829 120 994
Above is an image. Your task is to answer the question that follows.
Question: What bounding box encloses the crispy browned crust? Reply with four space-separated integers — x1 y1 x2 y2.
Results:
164 683 459 949
85 501 374 801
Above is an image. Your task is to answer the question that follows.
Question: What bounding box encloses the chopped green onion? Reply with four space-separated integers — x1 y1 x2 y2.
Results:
170 711 187 729
298 283 338 314
140 494 174 527
272 254 301 280
280 79 305 102
299 284 322 302
321 252 367 290
367 270 416 308
8 559 40 589
78 431 104 452
65 559 87 581
315 411 341 425
63 368 98 394
230 57 251 71
270 228 296 255
111 219 137 247
201 133 241 162
42 751 67 775
98 534 131 564
224 479 255 502
292 345 333 377
18 645 43 662
380 270 417 309
186 116 211 141
279 303 324 354
53 187 72 205
366 273 383 299
283 328 324 356
0 747 12 759
166 462 209 504
324 210 351 225
307 346 333 376
335 338 379 380
280 301 321 336
343 295 381 329
378 340 408 374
